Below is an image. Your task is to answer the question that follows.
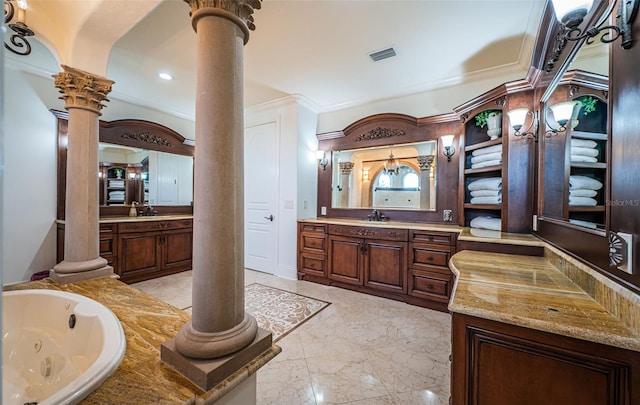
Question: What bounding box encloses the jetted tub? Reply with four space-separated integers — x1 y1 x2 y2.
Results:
2 289 126 405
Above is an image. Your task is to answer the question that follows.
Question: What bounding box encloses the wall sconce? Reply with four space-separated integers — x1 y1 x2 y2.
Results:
441 135 455 162
128 172 137 180
4 0 35 56
550 0 638 49
316 150 328 170
545 100 580 137
362 169 370 181
507 108 539 142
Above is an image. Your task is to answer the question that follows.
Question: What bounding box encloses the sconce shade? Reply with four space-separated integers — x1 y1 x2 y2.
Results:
441 135 455 148
507 108 530 131
316 150 325 160
316 150 328 170
550 0 594 26
549 100 580 126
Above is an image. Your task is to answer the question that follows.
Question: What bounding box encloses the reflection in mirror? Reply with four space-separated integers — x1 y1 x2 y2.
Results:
98 143 194 207
541 41 609 230
331 141 437 211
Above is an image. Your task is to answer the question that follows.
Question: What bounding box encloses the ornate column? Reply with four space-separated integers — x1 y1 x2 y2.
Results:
339 162 354 208
50 65 114 284
161 0 271 391
417 155 435 210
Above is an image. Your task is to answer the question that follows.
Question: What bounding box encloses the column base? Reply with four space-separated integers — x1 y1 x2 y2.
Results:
161 327 272 391
49 264 115 284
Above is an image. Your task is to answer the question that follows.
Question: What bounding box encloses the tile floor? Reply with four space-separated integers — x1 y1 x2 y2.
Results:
132 270 452 405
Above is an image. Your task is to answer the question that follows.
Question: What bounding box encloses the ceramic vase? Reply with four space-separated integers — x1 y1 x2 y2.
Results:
486 112 502 140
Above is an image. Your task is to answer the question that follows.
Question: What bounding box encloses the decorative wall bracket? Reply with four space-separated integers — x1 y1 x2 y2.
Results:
609 231 634 274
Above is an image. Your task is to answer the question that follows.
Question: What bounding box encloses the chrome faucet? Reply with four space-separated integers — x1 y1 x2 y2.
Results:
368 209 386 222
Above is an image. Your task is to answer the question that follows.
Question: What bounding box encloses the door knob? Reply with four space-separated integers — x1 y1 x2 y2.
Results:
264 215 274 221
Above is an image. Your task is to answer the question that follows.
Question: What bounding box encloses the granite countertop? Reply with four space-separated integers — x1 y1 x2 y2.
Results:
300 217 463 233
449 250 640 352
5 277 280 404
55 215 194 225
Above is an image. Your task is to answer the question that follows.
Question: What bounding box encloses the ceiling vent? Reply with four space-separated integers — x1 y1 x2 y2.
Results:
368 47 396 62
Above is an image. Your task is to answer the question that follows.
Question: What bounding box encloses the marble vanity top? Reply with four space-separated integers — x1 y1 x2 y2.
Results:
449 250 640 352
99 215 193 223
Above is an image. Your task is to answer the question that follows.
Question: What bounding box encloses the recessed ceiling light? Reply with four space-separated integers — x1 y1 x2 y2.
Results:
158 72 173 81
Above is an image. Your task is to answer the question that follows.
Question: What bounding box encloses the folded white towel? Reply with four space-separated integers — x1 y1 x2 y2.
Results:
471 144 502 156
469 228 502 238
569 175 603 190
569 219 599 229
571 139 598 148
471 159 502 169
571 155 598 163
470 189 502 197
568 196 598 206
471 152 502 164
571 147 599 157
570 189 598 197
468 177 502 191
470 196 502 204
470 216 502 231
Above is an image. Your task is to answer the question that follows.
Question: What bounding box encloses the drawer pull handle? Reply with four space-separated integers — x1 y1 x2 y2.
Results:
427 256 434 261
427 284 434 289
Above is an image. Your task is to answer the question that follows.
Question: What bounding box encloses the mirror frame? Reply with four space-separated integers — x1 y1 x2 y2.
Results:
317 113 461 223
53 109 195 219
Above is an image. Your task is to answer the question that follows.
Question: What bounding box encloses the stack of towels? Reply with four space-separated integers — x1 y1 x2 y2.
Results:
108 190 125 201
569 175 603 206
470 144 502 169
468 177 502 205
109 179 125 188
570 139 599 163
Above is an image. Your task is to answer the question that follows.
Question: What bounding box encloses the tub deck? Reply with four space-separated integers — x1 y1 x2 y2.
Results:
5 277 280 404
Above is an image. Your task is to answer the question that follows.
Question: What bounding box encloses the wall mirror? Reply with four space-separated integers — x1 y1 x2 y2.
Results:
539 39 609 232
98 143 194 207
331 141 437 211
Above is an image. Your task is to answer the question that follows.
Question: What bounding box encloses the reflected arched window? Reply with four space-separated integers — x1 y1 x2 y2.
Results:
403 172 419 189
378 173 391 188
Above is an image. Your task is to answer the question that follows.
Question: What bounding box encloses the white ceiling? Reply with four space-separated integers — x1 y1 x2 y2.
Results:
104 0 546 121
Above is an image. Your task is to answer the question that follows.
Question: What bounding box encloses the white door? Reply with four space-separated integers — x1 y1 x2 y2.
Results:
244 122 278 274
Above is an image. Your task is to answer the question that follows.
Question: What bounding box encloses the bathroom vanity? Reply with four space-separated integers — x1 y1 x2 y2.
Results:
57 216 193 284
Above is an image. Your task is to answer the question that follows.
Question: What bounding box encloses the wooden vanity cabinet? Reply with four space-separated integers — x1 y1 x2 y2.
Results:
56 223 120 275
451 313 640 405
117 219 193 284
298 221 455 310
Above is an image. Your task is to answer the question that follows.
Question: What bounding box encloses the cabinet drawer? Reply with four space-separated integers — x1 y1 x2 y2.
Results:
300 233 327 253
300 253 326 277
329 225 408 242
410 246 452 269
299 223 327 234
118 219 193 233
408 269 452 302
409 230 456 246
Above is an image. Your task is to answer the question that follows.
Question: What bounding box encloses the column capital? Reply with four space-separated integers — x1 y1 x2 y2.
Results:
417 155 435 171
339 161 354 174
52 65 114 115
184 0 262 43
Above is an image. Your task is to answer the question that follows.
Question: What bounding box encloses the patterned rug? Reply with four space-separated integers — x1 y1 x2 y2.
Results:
244 284 330 342
183 284 330 342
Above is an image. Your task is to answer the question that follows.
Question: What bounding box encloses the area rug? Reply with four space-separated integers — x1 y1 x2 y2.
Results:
244 283 330 342
182 284 330 342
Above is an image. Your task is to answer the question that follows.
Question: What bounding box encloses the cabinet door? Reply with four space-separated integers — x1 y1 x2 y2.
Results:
327 235 363 285
118 232 162 280
363 240 407 293
161 228 193 272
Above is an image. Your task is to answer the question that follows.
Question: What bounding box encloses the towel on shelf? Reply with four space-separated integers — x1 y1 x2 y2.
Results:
470 189 502 197
469 228 502 238
570 139 598 148
109 180 125 188
570 155 598 163
470 196 502 204
570 147 599 157
471 144 502 157
471 159 502 169
470 216 502 231
471 152 502 164
569 219 599 229
569 189 598 198
468 177 502 191
569 175 603 190
568 196 598 206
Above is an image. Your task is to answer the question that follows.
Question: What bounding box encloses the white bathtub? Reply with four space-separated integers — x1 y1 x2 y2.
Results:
3 289 126 405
